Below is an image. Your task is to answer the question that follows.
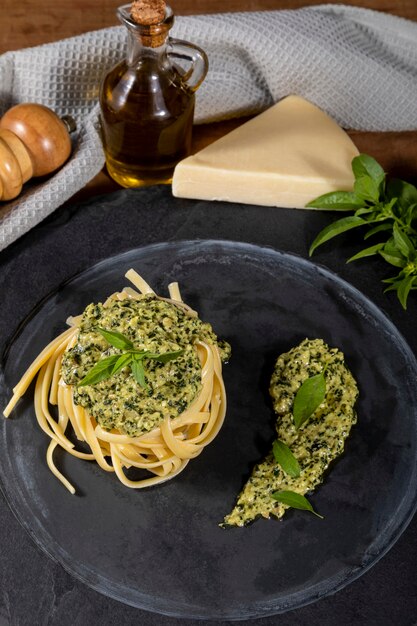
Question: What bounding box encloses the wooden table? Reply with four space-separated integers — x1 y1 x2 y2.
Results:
1 0 417 198
2 0 417 51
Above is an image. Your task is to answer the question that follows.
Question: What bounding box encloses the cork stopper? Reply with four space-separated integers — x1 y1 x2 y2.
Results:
130 0 168 47
131 0 166 25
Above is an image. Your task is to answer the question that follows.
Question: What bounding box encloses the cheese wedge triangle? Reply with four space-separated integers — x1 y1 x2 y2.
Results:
172 95 359 209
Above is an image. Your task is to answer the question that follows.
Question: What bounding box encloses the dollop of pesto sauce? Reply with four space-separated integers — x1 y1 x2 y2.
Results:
61 295 230 437
224 338 358 527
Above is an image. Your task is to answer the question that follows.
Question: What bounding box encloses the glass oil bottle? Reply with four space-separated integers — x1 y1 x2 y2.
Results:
99 2 208 187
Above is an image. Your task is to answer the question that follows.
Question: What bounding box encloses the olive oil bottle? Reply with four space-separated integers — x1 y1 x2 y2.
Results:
100 2 208 187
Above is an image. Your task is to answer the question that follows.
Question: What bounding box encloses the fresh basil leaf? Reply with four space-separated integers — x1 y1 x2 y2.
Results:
382 273 399 285
383 282 399 293
379 239 407 268
96 327 134 350
384 238 404 256
130 349 184 364
354 206 379 217
397 275 416 310
272 490 323 519
112 353 133 375
149 349 184 364
379 250 407 268
77 355 121 387
307 154 417 310
272 440 301 478
364 223 392 239
386 178 417 210
306 191 363 210
131 357 148 390
392 223 415 260
352 154 385 188
404 203 417 227
382 272 402 289
354 175 380 204
78 325 184 391
293 372 326 429
347 242 385 263
129 350 149 359
309 216 366 255
372 198 398 223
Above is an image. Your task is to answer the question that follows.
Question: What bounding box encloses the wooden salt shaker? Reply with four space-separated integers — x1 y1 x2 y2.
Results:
0 103 75 201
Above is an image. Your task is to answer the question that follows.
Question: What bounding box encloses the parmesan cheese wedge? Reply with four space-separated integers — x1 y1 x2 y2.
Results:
172 95 359 209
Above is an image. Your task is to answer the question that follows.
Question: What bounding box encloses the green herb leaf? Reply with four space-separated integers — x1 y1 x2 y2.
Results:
77 355 121 387
129 350 149 359
379 251 407 268
306 191 363 210
130 349 184 364
147 349 184 364
112 353 133 375
363 223 392 239
355 206 379 219
96 327 134 350
354 175 380 204
397 275 416 310
309 216 366 256
347 242 385 263
380 239 407 268
383 272 417 310
77 344 184 389
131 357 148 390
404 204 417 228
382 274 400 285
292 371 326 429
307 155 417 309
386 178 417 210
272 490 323 519
272 440 301 478
352 154 385 187
392 223 415 260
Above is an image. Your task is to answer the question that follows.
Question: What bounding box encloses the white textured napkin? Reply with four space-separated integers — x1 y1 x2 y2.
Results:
1 4 417 251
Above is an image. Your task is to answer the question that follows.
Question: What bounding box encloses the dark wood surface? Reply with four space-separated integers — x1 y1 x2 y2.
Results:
1 0 416 53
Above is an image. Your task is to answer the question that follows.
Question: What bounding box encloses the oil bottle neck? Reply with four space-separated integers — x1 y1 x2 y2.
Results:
118 3 174 59
126 30 169 66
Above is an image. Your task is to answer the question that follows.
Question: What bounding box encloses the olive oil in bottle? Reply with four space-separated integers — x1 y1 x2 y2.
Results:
100 2 208 187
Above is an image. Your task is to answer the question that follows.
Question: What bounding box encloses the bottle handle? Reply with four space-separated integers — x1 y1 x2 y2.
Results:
167 38 209 92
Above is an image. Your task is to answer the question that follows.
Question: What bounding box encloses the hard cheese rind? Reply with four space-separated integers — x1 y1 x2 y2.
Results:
172 95 359 209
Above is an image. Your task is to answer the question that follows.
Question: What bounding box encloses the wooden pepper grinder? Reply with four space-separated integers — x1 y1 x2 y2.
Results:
0 103 75 201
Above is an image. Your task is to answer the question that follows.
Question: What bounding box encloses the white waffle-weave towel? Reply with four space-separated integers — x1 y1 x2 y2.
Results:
1 4 417 251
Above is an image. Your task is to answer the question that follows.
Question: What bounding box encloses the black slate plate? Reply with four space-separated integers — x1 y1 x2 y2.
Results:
1 239 417 620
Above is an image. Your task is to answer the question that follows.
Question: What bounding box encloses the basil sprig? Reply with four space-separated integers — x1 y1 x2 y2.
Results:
307 153 417 309
272 439 300 478
272 490 323 519
95 327 134 350
292 370 326 429
77 327 183 390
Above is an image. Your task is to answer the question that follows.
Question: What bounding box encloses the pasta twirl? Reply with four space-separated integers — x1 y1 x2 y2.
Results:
3 270 229 494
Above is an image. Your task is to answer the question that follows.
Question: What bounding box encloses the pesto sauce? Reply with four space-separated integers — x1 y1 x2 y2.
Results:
224 338 358 527
61 295 230 437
